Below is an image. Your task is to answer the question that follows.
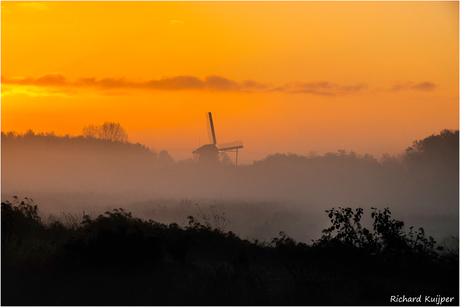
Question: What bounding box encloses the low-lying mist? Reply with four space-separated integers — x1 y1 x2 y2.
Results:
2 129 458 246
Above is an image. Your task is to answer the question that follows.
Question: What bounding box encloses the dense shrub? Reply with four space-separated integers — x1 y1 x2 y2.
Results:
1 198 458 305
311 206 459 286
314 207 440 258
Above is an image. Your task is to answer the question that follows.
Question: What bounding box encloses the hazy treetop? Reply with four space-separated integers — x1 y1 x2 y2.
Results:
82 122 128 143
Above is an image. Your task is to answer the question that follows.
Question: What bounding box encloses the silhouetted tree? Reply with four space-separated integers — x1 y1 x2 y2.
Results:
158 150 174 166
404 129 459 165
82 122 128 142
220 152 233 165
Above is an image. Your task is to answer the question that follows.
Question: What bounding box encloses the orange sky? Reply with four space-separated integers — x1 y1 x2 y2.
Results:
1 1 458 163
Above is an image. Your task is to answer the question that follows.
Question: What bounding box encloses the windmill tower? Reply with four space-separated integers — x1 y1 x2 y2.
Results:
192 112 243 165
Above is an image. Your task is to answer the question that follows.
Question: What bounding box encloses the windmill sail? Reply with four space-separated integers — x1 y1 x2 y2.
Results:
217 140 243 151
206 112 217 145
194 112 243 164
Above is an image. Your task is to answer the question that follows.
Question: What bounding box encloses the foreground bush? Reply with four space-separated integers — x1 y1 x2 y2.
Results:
2 198 458 305
314 207 440 262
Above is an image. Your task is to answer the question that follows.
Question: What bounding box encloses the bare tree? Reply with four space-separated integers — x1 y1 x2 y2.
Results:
82 124 99 139
82 122 128 142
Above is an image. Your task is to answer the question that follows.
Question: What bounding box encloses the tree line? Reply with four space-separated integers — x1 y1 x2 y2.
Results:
1 122 174 166
3 123 457 168
1 127 458 211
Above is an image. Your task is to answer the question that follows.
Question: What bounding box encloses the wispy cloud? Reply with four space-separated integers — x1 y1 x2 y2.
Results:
1 74 273 94
19 2 48 10
1 73 438 98
169 20 184 25
272 81 368 96
2 73 67 88
390 81 437 92
411 82 437 91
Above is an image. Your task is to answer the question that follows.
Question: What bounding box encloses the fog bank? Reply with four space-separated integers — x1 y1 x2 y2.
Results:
2 129 458 245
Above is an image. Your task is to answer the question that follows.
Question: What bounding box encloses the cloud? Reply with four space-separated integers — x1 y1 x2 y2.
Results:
3 73 437 98
278 81 368 96
35 73 67 86
1 74 272 93
240 80 274 91
411 82 437 91
19 2 48 10
342 83 369 92
146 76 205 90
204 76 240 91
390 81 437 92
170 20 184 25
75 77 131 89
76 75 208 90
2 73 67 86
1 83 76 98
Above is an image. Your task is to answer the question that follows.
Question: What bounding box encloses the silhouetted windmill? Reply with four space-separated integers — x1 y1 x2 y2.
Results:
192 112 243 165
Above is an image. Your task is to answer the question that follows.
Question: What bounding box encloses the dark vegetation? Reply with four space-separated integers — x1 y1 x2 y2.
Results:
82 121 128 143
2 197 458 305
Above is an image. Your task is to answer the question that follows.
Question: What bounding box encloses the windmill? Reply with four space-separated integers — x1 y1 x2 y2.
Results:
192 112 243 165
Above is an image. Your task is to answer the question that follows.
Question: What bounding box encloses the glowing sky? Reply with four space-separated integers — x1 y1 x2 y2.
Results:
2 1 458 163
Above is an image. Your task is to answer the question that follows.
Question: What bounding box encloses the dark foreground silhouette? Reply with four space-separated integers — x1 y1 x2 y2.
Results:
2 197 458 305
